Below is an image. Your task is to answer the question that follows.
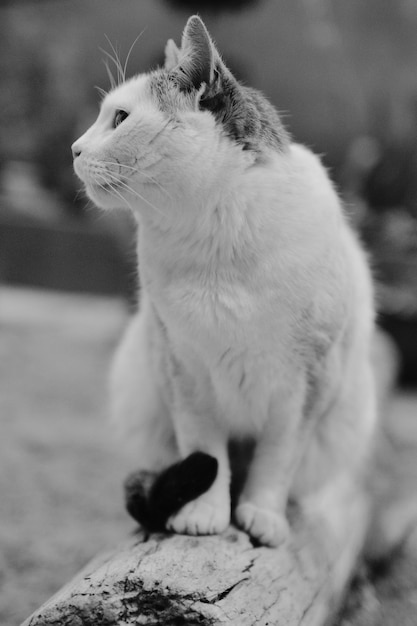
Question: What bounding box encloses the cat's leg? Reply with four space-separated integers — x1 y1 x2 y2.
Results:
236 356 376 547
166 364 231 535
166 418 231 535
235 381 306 547
110 298 178 473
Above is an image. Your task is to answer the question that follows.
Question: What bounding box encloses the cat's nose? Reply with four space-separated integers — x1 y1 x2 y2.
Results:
71 142 82 159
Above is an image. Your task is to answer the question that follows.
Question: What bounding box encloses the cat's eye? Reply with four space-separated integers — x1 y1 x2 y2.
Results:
113 109 129 128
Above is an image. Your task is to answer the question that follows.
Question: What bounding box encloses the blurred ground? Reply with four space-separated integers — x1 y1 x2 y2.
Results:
1 287 417 626
0 287 133 626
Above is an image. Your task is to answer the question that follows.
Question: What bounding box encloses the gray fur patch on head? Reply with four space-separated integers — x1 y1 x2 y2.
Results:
149 67 289 154
199 73 290 153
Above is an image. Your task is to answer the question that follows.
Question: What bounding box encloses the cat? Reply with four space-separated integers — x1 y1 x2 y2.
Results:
71 15 377 547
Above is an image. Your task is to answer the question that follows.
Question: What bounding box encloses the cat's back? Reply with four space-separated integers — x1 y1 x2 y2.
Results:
237 141 374 337
285 143 374 334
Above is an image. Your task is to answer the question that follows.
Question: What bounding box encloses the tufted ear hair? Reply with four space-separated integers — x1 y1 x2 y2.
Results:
177 15 226 91
164 38 181 71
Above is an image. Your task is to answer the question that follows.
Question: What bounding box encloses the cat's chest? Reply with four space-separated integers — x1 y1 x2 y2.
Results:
148 263 295 372
153 277 287 430
151 271 259 342
168 324 274 431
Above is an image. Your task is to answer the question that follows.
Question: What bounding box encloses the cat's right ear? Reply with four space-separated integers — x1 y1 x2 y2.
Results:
164 39 181 71
177 15 219 91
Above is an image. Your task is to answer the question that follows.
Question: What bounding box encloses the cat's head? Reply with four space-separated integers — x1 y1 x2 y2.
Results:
72 16 288 216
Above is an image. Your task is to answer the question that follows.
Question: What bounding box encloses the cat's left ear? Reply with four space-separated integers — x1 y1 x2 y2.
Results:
164 38 181 71
178 15 226 91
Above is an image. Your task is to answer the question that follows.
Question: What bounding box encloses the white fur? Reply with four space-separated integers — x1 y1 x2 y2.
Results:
72 21 376 546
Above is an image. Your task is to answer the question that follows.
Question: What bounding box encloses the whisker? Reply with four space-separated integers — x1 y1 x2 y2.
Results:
74 185 99 215
83 195 100 215
94 85 108 100
99 159 163 176
131 169 173 200
74 187 84 202
96 159 172 200
123 29 146 80
93 160 169 217
73 187 95 214
96 173 133 211
102 59 117 90
103 35 125 84
96 160 139 173
102 170 167 217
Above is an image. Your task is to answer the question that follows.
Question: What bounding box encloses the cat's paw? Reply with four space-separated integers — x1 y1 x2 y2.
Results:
235 502 290 547
166 495 230 536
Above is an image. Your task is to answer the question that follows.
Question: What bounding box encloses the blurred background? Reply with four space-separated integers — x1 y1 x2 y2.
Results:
1 1 417 625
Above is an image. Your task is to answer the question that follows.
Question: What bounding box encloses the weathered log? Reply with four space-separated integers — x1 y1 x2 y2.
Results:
22 479 369 626
21 330 397 626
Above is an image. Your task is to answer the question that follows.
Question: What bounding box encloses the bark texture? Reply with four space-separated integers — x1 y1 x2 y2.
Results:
23 482 369 626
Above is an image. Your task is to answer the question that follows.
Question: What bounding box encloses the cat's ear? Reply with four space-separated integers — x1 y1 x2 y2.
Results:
164 38 181 71
178 15 224 90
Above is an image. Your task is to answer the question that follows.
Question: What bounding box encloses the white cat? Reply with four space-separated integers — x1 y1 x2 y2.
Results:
72 16 376 546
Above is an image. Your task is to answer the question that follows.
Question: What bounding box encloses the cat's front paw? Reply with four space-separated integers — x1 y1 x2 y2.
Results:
166 494 230 536
235 502 290 547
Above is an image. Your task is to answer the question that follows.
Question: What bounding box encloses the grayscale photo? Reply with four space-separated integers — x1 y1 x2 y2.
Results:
1 1 417 624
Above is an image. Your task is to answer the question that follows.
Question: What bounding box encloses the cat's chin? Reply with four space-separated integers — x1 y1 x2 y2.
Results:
85 185 125 210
